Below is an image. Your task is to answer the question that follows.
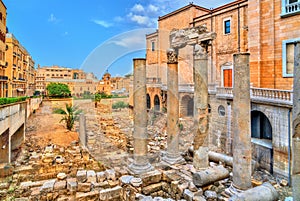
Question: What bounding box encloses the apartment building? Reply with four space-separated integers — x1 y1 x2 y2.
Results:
36 65 98 97
0 0 6 97
5 33 35 97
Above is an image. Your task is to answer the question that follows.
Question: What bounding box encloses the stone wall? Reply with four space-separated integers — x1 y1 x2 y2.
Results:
208 94 292 177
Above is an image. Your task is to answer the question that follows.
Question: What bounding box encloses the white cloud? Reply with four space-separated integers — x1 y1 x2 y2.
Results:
91 19 113 28
131 4 145 12
114 16 124 22
130 14 150 26
48 13 59 23
108 32 146 48
148 4 159 13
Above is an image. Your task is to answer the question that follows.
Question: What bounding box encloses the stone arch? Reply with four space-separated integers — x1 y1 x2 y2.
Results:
154 95 160 111
251 110 273 173
251 110 272 140
181 95 194 117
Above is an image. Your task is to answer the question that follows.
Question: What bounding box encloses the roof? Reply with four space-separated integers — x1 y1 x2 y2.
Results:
158 3 210 21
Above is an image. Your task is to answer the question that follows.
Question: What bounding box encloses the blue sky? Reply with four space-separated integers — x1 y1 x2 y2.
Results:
3 0 231 78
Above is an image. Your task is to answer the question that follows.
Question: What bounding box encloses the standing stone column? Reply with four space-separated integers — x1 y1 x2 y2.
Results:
292 42 300 200
162 48 184 164
79 113 86 147
192 43 209 170
231 53 252 192
128 58 153 174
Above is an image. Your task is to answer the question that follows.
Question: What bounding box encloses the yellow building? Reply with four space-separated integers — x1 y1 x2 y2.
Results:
5 33 35 97
36 65 98 97
0 0 6 97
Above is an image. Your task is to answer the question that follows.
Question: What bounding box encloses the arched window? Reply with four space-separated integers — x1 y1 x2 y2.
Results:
146 94 151 109
154 95 160 111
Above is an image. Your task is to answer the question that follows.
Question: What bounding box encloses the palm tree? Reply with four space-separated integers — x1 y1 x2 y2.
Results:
54 103 82 131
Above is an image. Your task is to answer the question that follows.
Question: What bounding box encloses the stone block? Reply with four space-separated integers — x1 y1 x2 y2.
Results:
0 182 9 190
105 169 116 181
77 170 87 183
57 172 67 180
119 175 133 186
162 170 181 182
99 186 122 200
93 181 110 189
54 181 66 191
76 191 99 201
77 182 91 192
204 190 217 200
87 170 97 183
142 183 163 195
183 189 194 201
108 180 119 188
15 198 29 201
40 179 56 193
67 178 77 192
140 170 162 186
97 171 106 182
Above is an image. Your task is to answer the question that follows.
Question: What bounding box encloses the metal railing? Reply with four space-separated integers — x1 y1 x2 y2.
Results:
285 1 300 14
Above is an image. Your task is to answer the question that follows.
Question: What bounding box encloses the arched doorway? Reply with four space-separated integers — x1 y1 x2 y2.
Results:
251 111 272 140
154 95 160 111
181 95 194 117
251 110 273 173
146 94 151 109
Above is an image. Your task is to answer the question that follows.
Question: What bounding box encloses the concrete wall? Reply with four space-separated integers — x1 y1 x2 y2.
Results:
0 97 42 164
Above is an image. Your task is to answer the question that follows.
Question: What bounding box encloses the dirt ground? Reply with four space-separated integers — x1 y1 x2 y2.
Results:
25 101 78 147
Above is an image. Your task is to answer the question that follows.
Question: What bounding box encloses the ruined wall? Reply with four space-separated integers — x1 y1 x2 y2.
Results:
26 97 43 118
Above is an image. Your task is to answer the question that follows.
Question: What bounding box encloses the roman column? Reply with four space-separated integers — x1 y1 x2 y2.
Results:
128 58 153 174
292 42 300 200
231 53 252 192
162 48 184 164
192 42 209 169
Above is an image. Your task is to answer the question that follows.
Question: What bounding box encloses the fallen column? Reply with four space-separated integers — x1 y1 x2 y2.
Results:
292 42 300 200
208 151 257 172
162 48 184 165
128 58 153 174
193 165 229 187
229 182 279 201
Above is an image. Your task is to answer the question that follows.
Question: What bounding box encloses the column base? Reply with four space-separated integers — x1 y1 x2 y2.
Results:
128 162 154 175
162 152 185 165
225 183 244 197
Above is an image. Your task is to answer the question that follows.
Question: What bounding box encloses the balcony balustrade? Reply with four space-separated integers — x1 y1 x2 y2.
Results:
216 87 292 106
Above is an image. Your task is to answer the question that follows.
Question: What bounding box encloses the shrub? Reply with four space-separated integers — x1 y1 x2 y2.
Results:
112 101 129 109
0 97 27 106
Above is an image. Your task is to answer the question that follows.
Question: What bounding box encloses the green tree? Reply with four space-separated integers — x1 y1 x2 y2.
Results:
46 83 71 97
54 104 82 130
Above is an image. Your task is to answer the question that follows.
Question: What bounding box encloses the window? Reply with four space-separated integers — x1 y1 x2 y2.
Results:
224 19 231 34
281 0 300 16
151 41 155 51
282 38 300 77
218 105 225 116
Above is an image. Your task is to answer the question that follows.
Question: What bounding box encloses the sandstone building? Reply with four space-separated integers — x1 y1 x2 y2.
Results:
35 65 99 97
142 0 300 178
5 33 36 97
0 1 7 97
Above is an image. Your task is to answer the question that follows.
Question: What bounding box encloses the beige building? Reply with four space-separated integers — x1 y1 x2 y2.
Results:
36 65 98 97
98 72 131 96
0 0 6 97
5 33 35 97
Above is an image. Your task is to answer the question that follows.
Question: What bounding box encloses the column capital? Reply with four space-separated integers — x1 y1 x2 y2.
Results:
167 48 178 64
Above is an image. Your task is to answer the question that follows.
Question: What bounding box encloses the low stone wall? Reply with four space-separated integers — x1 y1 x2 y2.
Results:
26 97 43 118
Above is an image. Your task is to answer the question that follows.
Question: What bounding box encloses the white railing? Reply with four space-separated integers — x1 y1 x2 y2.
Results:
216 87 293 105
285 1 300 15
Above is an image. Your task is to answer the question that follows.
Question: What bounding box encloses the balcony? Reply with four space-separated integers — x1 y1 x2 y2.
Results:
0 75 8 81
18 78 26 82
281 1 300 17
216 87 293 106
